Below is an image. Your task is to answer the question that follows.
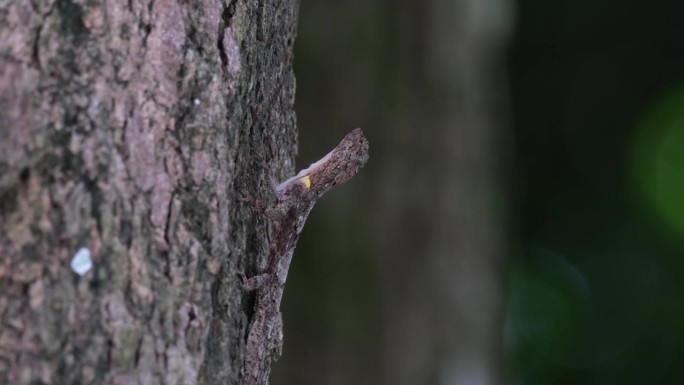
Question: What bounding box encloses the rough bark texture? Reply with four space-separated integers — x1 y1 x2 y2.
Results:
0 0 299 384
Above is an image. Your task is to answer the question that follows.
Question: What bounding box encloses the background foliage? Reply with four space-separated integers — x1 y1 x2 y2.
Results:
273 1 684 384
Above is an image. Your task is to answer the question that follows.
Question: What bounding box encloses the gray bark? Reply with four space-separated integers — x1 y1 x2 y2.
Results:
0 0 299 384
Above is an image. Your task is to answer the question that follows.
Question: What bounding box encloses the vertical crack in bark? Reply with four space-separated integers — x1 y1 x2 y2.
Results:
218 0 238 72
32 25 43 72
163 192 176 247
255 0 265 42
139 0 155 52
31 2 57 73
133 336 144 367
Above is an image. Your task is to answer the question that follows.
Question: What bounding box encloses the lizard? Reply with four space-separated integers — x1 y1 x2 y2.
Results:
241 128 369 385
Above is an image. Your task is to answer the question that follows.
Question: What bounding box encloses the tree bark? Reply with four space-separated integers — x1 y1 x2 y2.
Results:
0 0 299 384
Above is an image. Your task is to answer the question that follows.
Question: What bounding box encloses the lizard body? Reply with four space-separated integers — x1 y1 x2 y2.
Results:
242 128 369 385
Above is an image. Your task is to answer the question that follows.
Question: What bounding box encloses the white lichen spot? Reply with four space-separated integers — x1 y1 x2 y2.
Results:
193 98 200 106
70 247 93 276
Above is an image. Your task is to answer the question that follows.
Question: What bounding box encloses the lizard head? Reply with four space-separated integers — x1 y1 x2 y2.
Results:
275 128 369 202
306 128 369 199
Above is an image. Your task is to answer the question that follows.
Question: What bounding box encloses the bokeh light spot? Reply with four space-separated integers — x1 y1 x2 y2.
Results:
633 86 684 235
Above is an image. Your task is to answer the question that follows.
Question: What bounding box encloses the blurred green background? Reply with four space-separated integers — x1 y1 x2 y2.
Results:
272 1 684 384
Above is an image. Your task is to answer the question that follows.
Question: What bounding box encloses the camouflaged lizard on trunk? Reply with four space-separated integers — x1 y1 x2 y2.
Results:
241 128 369 385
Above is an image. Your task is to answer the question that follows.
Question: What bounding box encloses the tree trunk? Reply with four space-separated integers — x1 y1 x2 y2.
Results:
376 2 511 384
0 0 299 384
